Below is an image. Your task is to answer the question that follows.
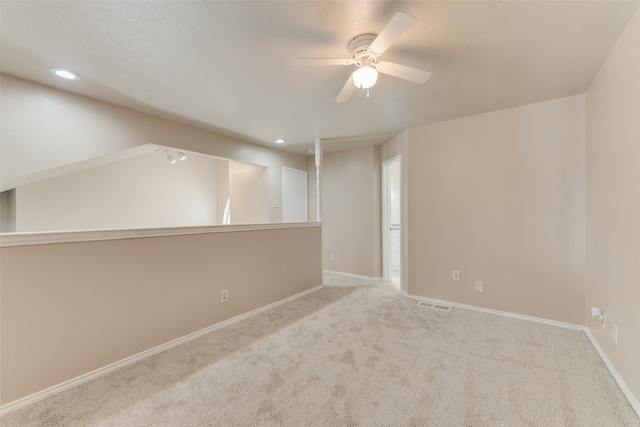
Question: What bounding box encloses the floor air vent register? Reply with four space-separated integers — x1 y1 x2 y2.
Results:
416 301 452 312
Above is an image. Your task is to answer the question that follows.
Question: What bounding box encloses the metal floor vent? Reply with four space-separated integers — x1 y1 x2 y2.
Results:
417 301 452 312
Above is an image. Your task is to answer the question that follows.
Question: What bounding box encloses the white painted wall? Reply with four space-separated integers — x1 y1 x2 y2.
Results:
216 160 230 223
282 167 308 223
0 74 309 223
15 150 222 231
0 74 143 187
0 190 16 232
12 151 276 231
307 157 317 222
586 8 640 405
228 161 269 224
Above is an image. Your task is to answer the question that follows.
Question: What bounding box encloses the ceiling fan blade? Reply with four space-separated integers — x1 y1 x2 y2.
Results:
377 61 432 84
293 58 352 66
335 73 356 103
368 12 417 56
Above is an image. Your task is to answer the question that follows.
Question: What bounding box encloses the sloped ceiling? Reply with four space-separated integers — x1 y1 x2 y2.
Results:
1 1 638 155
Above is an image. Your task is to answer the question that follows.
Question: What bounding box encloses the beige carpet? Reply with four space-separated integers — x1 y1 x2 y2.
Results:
2 274 638 426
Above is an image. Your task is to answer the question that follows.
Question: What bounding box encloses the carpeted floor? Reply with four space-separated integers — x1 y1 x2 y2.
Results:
2 274 639 426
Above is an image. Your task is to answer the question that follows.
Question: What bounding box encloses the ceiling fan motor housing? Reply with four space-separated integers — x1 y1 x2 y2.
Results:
348 34 379 67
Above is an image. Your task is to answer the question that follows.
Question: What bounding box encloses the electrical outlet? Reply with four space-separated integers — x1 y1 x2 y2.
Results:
452 270 460 281
220 289 228 303
475 281 484 293
329 253 334 261
612 324 618 344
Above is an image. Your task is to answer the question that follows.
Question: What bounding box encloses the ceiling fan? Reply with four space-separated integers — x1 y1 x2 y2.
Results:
294 12 432 103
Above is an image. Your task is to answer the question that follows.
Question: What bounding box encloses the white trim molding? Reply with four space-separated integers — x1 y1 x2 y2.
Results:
0 284 324 416
0 222 321 248
324 270 384 281
584 329 640 417
404 293 640 417
405 293 584 331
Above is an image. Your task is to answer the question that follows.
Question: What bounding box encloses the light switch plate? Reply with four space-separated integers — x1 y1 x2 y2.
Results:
475 281 484 293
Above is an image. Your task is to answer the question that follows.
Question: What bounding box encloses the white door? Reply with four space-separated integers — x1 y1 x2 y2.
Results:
282 167 308 222
382 156 401 288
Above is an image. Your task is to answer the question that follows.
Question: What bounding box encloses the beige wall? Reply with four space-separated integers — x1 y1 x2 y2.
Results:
322 145 382 278
381 133 403 162
14 150 224 231
0 74 321 406
0 225 322 404
0 190 16 232
0 74 308 223
586 9 640 402
407 95 586 324
228 160 269 224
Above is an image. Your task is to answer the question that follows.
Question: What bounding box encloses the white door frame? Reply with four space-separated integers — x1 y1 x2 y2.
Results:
382 155 401 284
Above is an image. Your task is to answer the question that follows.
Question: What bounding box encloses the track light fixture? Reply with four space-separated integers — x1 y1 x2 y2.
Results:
164 150 176 164
161 148 187 164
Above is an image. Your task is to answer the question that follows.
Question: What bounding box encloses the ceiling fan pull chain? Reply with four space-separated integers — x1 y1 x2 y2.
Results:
367 87 370 98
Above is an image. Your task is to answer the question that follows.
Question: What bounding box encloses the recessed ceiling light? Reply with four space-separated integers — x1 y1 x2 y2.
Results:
275 139 285 144
49 68 80 80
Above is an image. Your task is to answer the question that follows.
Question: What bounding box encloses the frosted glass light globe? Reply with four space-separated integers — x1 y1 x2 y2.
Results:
353 66 378 89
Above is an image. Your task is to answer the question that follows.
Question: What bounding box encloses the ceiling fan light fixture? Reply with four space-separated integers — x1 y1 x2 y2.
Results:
353 66 378 89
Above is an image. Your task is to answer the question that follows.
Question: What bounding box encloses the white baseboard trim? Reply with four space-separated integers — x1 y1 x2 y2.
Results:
404 293 639 417
404 293 585 331
0 284 324 416
324 270 384 281
584 329 640 418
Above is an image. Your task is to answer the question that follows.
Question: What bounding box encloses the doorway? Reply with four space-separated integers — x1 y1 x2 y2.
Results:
382 156 401 288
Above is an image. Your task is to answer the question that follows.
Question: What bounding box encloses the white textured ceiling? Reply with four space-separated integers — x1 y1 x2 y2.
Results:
1 1 638 155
